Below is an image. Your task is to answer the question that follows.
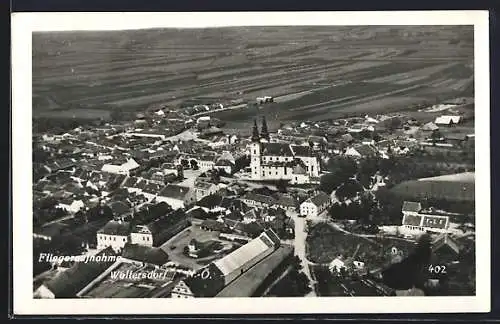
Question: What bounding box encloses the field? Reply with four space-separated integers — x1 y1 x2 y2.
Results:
215 244 294 297
33 26 473 124
390 172 475 202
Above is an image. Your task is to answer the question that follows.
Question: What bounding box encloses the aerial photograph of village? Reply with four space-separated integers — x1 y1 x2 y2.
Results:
31 25 475 299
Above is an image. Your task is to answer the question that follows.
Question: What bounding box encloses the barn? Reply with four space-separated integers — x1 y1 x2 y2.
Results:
171 229 281 298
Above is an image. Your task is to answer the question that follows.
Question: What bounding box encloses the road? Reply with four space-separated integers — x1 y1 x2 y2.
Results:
288 210 317 297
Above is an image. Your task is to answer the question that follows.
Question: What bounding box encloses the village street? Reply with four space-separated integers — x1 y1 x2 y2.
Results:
288 210 317 297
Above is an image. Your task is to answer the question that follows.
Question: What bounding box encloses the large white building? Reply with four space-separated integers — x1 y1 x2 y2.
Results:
249 119 320 184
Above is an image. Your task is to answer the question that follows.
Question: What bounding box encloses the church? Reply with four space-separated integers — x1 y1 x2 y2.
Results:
249 117 320 184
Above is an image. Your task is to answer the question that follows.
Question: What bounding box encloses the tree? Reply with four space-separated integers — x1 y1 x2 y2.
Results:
190 159 199 170
277 179 288 193
180 159 189 169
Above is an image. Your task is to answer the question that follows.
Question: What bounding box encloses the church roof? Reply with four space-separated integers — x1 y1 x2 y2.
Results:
261 143 294 156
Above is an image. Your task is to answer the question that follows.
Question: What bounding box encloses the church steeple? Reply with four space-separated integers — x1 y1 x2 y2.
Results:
261 116 270 141
251 119 260 142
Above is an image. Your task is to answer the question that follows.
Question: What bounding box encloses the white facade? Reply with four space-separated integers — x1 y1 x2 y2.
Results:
249 142 320 183
300 201 318 218
329 258 346 273
57 200 85 214
96 233 128 251
171 280 195 298
101 158 140 175
129 226 153 247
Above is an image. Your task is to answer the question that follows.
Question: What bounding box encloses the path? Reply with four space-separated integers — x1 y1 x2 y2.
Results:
288 210 317 297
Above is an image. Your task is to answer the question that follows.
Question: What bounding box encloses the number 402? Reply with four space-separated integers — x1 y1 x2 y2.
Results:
428 265 447 274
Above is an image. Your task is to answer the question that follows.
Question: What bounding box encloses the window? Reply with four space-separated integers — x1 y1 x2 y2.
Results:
113 237 116 241
269 171 271 175
123 238 126 242
146 237 150 241
254 150 256 155
311 165 314 172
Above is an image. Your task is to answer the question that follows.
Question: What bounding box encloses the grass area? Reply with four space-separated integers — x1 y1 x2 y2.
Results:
390 178 475 202
306 222 417 267
159 225 236 271
216 245 293 297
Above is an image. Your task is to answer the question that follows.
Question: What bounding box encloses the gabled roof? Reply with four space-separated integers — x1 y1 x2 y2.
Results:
109 201 131 216
213 229 278 277
121 244 169 265
97 220 130 236
261 143 294 157
43 247 117 298
308 192 331 207
402 201 422 213
290 145 315 157
158 184 191 200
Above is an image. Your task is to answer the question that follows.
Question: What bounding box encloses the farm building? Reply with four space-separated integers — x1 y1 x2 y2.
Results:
171 229 281 298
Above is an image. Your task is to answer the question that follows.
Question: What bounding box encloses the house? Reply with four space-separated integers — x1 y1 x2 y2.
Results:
130 210 188 247
431 234 463 263
300 192 331 218
401 204 450 234
329 257 346 274
56 199 85 214
345 145 379 159
421 122 439 132
157 185 195 210
273 193 298 211
101 158 140 175
186 239 219 258
194 181 219 201
121 244 169 266
96 220 131 252
241 192 276 208
214 159 235 174
434 115 461 126
200 219 229 232
402 201 422 217
33 223 68 241
33 247 118 298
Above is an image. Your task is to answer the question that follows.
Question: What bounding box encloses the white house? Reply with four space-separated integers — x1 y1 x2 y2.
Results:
329 257 346 274
157 184 195 210
96 220 130 251
194 181 219 201
300 192 331 218
101 158 140 175
57 199 85 214
434 115 461 126
129 225 153 247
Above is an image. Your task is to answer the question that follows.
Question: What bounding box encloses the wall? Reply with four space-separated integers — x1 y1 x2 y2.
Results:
300 202 318 217
130 232 153 246
97 233 128 251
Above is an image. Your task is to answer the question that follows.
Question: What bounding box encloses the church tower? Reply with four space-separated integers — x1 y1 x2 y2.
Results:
260 116 270 142
250 119 261 180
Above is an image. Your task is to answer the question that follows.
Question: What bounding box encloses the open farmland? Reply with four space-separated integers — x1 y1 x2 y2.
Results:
33 26 473 123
